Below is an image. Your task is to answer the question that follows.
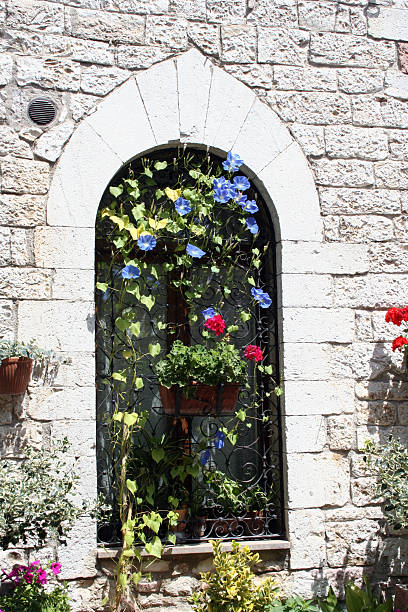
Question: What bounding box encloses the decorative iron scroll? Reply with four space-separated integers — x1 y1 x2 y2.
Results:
95 148 285 545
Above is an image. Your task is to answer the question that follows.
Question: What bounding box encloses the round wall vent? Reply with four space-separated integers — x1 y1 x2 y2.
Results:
27 97 57 127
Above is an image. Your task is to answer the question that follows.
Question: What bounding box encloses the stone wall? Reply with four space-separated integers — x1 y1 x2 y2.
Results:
1 0 408 610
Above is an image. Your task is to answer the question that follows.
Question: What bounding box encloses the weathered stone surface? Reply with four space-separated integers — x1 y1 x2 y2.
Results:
310 32 396 68
385 70 408 100
1 159 49 195
375 161 408 189
26 387 95 421
285 415 326 452
319 188 401 215
351 477 378 507
50 351 94 388
356 399 398 427
290 124 325 156
368 244 408 273
399 41 408 74
146 16 188 49
0 194 46 227
35 227 94 269
0 300 16 341
187 23 221 58
330 342 398 380
81 65 130 96
162 576 200 596
283 343 332 381
258 28 309 65
355 311 373 341
34 122 75 162
288 510 326 569
10 228 34 266
0 29 43 55
326 520 380 567
169 0 205 18
284 380 355 415
206 0 246 24
69 7 145 43
394 216 408 240
338 68 384 94
221 25 257 63
117 44 173 69
0 422 43 458
280 273 333 307
368 7 408 42
105 0 168 13
0 268 51 299
357 381 408 402
57 517 97 579
325 126 388 161
324 215 394 243
327 415 355 450
43 36 115 66
280 241 369 274
283 308 354 343
7 0 65 34
247 0 298 27
69 92 99 121
0 54 13 86
334 275 408 308
268 91 351 124
177 50 212 144
311 159 374 188
389 129 408 159
298 1 337 31
0 126 32 159
225 63 272 89
273 66 336 91
352 95 408 128
52 269 94 300
0 229 11 266
15 57 81 91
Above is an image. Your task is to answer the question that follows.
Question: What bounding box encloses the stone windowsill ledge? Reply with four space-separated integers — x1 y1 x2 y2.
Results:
97 540 291 559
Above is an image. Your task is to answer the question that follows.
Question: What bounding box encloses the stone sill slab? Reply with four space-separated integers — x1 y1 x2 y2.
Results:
97 540 291 559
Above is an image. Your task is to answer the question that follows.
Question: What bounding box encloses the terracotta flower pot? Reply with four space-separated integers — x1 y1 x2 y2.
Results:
0 357 33 395
159 383 240 416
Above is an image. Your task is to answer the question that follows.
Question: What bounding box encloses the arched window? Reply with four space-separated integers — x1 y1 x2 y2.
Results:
95 148 284 545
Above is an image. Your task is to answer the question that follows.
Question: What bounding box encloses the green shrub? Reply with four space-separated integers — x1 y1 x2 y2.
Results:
317 578 393 612
266 595 318 612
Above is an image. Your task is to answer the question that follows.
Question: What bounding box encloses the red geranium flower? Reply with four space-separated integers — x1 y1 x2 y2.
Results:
204 314 225 336
385 307 405 326
244 344 263 362
392 336 408 352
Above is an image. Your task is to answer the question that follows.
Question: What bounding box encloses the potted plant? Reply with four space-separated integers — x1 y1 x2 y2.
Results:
0 340 57 395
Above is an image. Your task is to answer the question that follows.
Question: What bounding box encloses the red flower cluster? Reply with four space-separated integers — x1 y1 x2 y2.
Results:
244 344 263 362
385 306 408 327
392 336 408 353
204 314 225 336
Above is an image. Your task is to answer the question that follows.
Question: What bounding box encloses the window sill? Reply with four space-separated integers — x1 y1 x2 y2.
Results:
97 539 290 559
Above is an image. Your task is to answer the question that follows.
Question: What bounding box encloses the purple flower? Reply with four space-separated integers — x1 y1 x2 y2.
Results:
214 431 225 449
121 265 140 279
233 175 250 192
200 449 210 465
137 233 156 251
202 307 216 320
174 197 191 216
186 243 206 258
242 199 258 214
222 151 244 172
246 217 259 235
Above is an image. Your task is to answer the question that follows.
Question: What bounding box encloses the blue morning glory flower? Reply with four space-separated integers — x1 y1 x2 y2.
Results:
202 307 216 320
186 243 206 258
258 292 272 308
213 180 238 203
222 151 244 172
233 175 250 192
214 431 225 449
213 176 227 190
246 217 259 235
102 288 110 302
137 234 157 251
251 288 264 300
200 449 211 466
174 197 191 216
242 199 259 214
121 265 140 279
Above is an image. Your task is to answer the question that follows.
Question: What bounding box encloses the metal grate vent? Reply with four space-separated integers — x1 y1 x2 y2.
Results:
27 97 57 126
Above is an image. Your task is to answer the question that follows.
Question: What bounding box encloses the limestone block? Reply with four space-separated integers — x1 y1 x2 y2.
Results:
280 241 368 274
35 227 94 269
283 308 354 343
47 122 122 227
324 215 394 243
356 381 408 402
10 228 34 266
81 65 130 96
27 387 95 421
0 126 32 158
204 65 255 151
326 519 380 566
325 126 388 161
1 159 49 195
0 268 51 299
0 28 43 55
319 188 401 215
290 124 325 156
330 342 395 381
311 159 374 188
0 422 43 458
279 273 333 308
273 66 336 92
287 452 350 509
389 130 408 160
69 7 145 43
177 50 212 143
234 98 292 174
50 352 94 388
0 54 12 86
310 32 396 68
145 16 188 50
338 68 384 94
368 244 408 273
117 45 173 70
225 63 273 89
372 309 405 340
162 576 200 596
355 311 373 341
136 58 179 144
0 396 13 424
221 25 257 63
0 195 46 227
18 300 94 352
0 229 10 266
288 509 326 569
350 452 375 478
334 275 408 308
52 269 94 300
247 0 298 27
258 142 323 241
168 0 205 18
57 517 97 579
69 93 99 122
399 41 408 74
87 78 155 162
7 0 65 33
285 415 326 453
377 537 408 576
375 160 408 188
403 192 408 212
284 380 355 415
351 477 377 507
327 414 355 450
206 0 246 24
52 420 95 456
258 27 309 65
187 23 221 58
16 57 80 92
385 70 408 100
289 567 365 600
268 91 351 124
283 342 332 381
352 95 408 128
43 36 115 66
0 300 16 341
368 7 408 41
104 0 168 13
298 1 337 31
394 216 408 240
34 122 75 163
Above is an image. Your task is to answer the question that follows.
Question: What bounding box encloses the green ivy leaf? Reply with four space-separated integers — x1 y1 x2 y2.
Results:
135 377 144 390
236 409 246 422
144 167 153 178
123 412 139 427
116 317 130 332
167 533 177 545
140 295 155 310
112 370 126 382
154 160 168 170
240 311 251 322
132 204 145 221
126 479 137 494
109 185 123 198
152 447 165 463
143 514 162 535
227 325 239 333
157 321 167 330
148 342 161 357
145 536 163 558
248 277 256 286
132 571 142 586
211 265 220 274
128 321 141 337
96 282 108 292
264 365 273 375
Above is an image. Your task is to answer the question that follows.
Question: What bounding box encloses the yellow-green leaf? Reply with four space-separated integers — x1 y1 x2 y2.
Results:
141 295 155 311
135 377 144 390
148 342 161 357
148 217 168 230
165 187 181 202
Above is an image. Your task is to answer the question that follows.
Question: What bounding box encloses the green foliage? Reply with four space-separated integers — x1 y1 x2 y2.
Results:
266 595 318 612
317 587 343 612
156 339 247 389
364 436 408 529
0 339 60 363
317 578 393 612
190 539 276 612
204 469 268 513
0 439 84 550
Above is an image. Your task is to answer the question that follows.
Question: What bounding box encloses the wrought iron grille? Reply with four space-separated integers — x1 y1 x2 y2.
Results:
95 148 285 545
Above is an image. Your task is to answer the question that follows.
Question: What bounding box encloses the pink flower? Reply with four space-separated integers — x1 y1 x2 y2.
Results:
51 562 62 575
37 569 47 585
244 344 263 362
204 314 225 337
24 572 34 584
